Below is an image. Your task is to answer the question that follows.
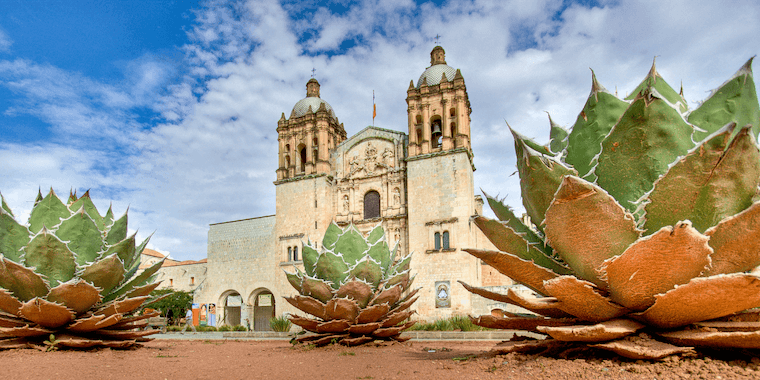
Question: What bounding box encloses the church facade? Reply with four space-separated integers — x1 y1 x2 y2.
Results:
180 46 512 330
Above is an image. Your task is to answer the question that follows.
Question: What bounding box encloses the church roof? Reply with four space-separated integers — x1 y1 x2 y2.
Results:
292 97 336 118
417 64 457 88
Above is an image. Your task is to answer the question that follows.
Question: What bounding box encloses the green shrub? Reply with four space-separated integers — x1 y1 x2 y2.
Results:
270 315 292 332
233 325 247 331
167 326 181 332
449 315 479 331
197 326 217 332
218 325 232 332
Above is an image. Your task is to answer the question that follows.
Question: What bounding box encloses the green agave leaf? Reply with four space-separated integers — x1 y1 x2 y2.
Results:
78 253 125 294
0 256 49 302
23 228 76 288
314 250 349 289
301 276 334 303
385 270 411 291
302 245 319 277
689 57 760 142
595 88 694 212
33 189 43 206
482 191 550 254
333 225 368 266
367 224 384 245
68 190 104 231
523 138 552 155
544 176 641 289
1 193 13 217
625 59 687 113
389 253 412 275
643 124 760 233
512 128 578 227
105 209 128 246
28 189 70 234
101 233 137 269
565 70 630 179
55 208 104 266
473 216 571 275
366 240 392 273
66 190 77 205
548 113 569 155
103 204 114 228
348 256 383 289
285 269 303 293
103 258 164 302
0 208 29 263
322 223 342 250
132 234 152 269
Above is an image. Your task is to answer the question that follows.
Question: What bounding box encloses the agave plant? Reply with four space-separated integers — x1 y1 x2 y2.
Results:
285 223 418 346
461 58 760 359
0 189 164 349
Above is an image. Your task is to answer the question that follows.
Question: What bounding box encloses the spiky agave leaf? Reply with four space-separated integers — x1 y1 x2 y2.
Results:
464 58 760 359
285 222 417 346
0 189 163 349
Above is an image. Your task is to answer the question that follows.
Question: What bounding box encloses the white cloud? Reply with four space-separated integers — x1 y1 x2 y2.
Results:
1 0 759 260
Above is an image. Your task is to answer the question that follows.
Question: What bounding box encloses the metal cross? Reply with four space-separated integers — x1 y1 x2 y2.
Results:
311 68 316 78
434 34 441 45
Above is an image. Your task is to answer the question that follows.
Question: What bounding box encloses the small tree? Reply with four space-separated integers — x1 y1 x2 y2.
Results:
148 289 193 325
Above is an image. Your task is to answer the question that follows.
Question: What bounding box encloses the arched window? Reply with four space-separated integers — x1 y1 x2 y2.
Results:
434 232 441 250
416 128 422 144
431 118 442 148
288 247 292 261
299 146 307 173
293 246 299 261
313 137 319 161
364 191 380 219
442 231 450 250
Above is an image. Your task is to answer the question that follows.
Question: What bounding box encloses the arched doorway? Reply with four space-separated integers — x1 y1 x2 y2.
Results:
222 291 242 327
252 289 275 331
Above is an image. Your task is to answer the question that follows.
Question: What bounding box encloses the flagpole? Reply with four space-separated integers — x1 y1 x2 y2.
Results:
372 90 376 126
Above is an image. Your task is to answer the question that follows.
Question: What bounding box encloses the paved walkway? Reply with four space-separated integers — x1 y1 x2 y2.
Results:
152 330 541 341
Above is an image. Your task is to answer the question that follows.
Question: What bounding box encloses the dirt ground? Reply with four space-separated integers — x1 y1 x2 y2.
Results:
1 339 760 380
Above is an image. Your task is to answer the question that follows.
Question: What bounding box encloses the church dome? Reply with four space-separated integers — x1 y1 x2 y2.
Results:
292 97 335 118
291 78 336 118
416 64 457 88
416 45 457 88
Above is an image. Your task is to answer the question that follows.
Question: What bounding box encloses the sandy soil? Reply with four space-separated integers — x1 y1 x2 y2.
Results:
1 339 759 380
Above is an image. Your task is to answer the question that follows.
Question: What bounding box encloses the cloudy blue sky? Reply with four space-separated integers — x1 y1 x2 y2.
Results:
1 0 759 260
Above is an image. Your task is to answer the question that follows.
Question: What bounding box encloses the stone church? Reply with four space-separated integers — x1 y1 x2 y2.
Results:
153 46 513 330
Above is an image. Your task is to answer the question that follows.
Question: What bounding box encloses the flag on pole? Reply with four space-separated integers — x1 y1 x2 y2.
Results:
372 90 376 124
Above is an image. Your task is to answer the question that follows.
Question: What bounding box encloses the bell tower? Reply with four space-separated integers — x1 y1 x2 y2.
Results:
276 78 346 181
406 46 472 157
404 46 480 318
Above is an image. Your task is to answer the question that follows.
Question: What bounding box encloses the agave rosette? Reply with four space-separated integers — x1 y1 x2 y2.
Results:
462 58 760 359
285 223 418 346
0 189 164 349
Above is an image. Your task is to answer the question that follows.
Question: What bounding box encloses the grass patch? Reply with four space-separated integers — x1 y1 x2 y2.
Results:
407 316 490 331
270 315 292 332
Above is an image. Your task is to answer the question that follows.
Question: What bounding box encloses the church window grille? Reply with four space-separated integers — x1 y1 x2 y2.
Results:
364 191 380 219
434 232 441 250
442 231 450 250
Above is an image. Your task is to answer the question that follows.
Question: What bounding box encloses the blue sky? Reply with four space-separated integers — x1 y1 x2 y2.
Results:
1 0 759 260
